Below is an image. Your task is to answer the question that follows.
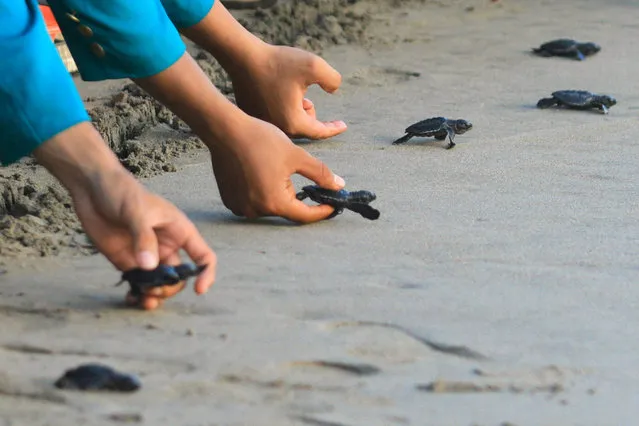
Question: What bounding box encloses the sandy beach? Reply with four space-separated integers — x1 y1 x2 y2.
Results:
2 0 639 424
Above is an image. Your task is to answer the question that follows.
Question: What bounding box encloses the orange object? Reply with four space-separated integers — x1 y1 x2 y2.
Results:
39 5 62 41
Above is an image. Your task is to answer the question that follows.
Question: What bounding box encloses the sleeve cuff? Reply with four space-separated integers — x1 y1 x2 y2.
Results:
47 0 187 81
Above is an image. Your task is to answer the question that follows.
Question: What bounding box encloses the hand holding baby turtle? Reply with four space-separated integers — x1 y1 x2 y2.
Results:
537 90 616 114
116 263 207 297
532 39 601 61
296 185 380 220
392 117 473 149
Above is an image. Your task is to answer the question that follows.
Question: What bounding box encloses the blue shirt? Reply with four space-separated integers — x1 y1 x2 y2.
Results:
0 0 214 165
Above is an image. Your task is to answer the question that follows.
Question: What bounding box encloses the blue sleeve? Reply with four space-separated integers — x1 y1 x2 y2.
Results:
46 0 191 81
160 0 215 29
0 0 90 165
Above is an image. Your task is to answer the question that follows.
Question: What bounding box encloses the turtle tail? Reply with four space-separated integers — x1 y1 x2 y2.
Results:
392 133 413 145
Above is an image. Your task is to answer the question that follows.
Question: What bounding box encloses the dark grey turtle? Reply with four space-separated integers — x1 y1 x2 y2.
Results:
296 185 380 220
54 363 141 392
392 117 473 149
537 90 616 114
532 39 600 61
116 263 207 297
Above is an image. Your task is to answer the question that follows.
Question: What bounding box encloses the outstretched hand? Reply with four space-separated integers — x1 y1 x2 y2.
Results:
230 45 348 140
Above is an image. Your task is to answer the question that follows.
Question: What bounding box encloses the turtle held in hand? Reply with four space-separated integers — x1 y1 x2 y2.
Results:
537 90 616 114
392 117 473 149
296 185 380 220
116 263 207 297
532 39 600 61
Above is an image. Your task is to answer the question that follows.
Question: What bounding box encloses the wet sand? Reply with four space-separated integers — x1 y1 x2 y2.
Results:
2 0 639 424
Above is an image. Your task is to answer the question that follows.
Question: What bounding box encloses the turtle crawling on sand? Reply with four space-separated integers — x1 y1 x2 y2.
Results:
116 263 207 297
296 185 380 220
392 117 473 149
532 39 600 61
537 90 616 114
55 363 141 392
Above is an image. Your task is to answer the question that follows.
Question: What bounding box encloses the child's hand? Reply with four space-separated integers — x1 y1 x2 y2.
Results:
229 45 348 140
208 115 345 221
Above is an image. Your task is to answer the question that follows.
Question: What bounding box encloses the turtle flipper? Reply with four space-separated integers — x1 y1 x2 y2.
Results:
434 131 448 141
575 50 585 61
326 208 344 220
296 190 309 201
445 128 456 149
392 133 414 145
599 104 609 114
537 97 558 109
347 203 380 220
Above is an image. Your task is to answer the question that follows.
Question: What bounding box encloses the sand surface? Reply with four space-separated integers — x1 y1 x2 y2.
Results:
2 0 639 424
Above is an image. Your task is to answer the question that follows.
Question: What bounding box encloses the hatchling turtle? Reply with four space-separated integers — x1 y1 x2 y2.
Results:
116 263 207 297
536 90 616 114
392 117 473 149
296 185 380 220
54 363 141 392
532 39 600 61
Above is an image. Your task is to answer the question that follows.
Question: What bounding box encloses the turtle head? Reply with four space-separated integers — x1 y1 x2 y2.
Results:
578 42 601 56
598 95 617 107
453 119 473 134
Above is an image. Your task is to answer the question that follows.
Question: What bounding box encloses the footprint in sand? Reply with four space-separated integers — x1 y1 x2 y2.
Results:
345 67 421 87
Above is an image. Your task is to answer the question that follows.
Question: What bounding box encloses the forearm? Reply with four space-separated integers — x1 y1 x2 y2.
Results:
33 122 127 198
179 0 270 75
132 52 251 151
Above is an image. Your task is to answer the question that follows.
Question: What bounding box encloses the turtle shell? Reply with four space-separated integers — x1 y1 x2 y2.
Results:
538 39 577 53
405 117 447 135
552 90 596 107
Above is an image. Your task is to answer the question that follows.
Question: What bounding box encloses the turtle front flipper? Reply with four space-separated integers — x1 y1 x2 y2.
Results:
445 128 456 149
537 97 558 109
599 104 609 114
326 207 344 220
574 50 586 61
392 133 414 145
347 203 380 220
296 190 309 201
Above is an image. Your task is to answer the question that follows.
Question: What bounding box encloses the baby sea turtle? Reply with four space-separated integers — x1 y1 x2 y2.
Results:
532 39 600 61
54 363 141 392
116 263 207 297
537 90 617 114
392 117 473 149
296 185 380 220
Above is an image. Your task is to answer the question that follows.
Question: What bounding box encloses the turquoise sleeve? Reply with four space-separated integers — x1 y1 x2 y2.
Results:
0 0 90 165
46 0 190 81
161 0 215 29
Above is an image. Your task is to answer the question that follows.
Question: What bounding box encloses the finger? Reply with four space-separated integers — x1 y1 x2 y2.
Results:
302 98 314 111
299 115 347 140
130 220 159 270
180 223 217 295
294 149 345 190
278 200 337 224
308 57 342 94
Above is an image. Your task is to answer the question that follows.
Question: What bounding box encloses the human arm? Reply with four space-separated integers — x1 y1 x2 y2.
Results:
178 0 348 140
1 0 216 309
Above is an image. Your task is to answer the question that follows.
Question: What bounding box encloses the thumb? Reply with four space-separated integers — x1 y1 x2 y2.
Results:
130 221 159 270
294 148 345 190
308 57 342 94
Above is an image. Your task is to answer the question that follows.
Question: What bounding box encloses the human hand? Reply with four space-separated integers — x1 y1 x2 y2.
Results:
208 115 345 221
34 123 217 310
229 45 348 140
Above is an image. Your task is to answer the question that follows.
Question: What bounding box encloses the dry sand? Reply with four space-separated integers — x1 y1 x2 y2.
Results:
2 0 639 424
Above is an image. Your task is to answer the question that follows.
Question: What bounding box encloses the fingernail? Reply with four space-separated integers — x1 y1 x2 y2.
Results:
337 120 347 128
138 251 157 269
334 174 345 187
